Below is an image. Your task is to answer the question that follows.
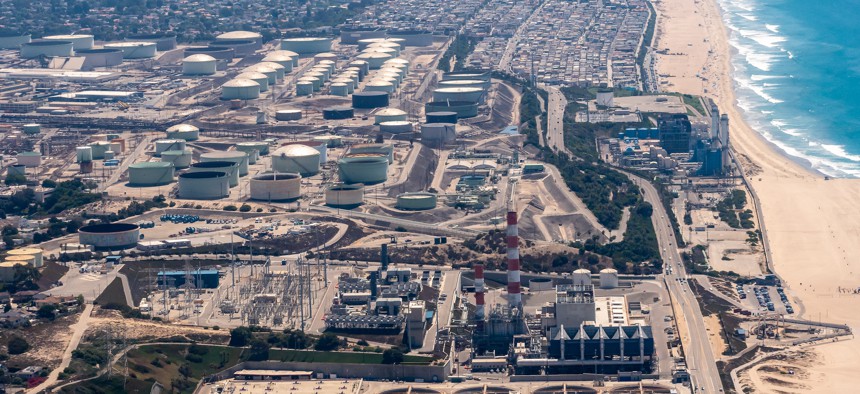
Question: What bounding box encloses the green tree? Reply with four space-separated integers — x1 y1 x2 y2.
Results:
41 179 57 188
229 326 252 347
248 338 270 361
314 333 340 351
382 348 404 364
7 336 29 355
37 304 58 320
239 204 252 212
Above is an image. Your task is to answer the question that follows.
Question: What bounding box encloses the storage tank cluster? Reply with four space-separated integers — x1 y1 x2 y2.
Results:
7 248 44 268
250 172 301 202
223 56 291 99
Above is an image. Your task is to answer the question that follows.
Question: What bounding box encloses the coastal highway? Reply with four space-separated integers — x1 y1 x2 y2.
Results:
626 171 723 393
544 86 569 154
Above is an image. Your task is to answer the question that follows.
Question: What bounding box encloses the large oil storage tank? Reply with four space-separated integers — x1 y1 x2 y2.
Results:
338 153 388 185
326 184 364 208
323 106 354 120
421 123 457 144
189 161 239 187
160 149 193 169
235 72 269 92
340 28 387 45
276 109 302 121
330 83 349 96
76 146 93 163
356 52 392 69
44 34 93 50
104 41 157 58
297 75 321 90
314 53 338 64
373 108 406 124
76 48 123 67
0 33 30 49
396 192 437 210
353 91 389 109
280 37 332 54
443 70 491 81
250 172 301 202
236 141 270 156
389 30 433 47
214 39 257 56
269 50 300 67
154 139 186 156
295 81 314 96
128 162 174 186
215 31 263 49
246 63 282 83
314 135 343 148
182 54 217 75
599 268 619 289
425 101 479 118
127 33 177 51
379 121 413 134
365 80 395 93
78 223 140 250
426 111 458 124
89 141 113 159
262 53 294 70
178 171 230 199
433 87 484 103
572 268 592 286
185 46 234 61
166 124 200 141
272 145 320 176
8 248 43 268
200 151 249 176
350 143 393 163
221 78 260 100
439 79 490 90
20 40 73 58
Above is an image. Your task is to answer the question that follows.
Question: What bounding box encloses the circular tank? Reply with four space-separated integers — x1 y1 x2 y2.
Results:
297 75 321 90
269 50 300 66
5 255 35 268
76 48 123 67
310 65 331 80
215 31 263 48
178 171 230 200
379 121 413 134
247 63 283 83
340 28 387 45
356 52 393 69
182 54 217 75
421 123 457 144
349 60 369 76
276 109 302 121
76 146 93 163
353 91 389 109
304 70 326 84
104 41 157 58
272 145 320 176
326 184 364 208
314 52 338 63
443 71 491 81
7 165 25 177
189 161 239 187
20 40 73 58
609 385 672 394
214 39 257 56
425 101 479 118
43 34 93 50
79 223 140 250
0 33 30 49
221 78 260 100
280 37 333 54
365 80 395 93
154 139 186 156
330 83 349 96
388 30 433 47
396 192 437 210
236 141 270 156
350 143 393 163
365 44 399 57
314 135 343 147
384 58 410 72
166 124 200 141
426 111 458 123
599 268 619 289
127 33 177 51
433 87 484 103
296 81 313 96
89 141 112 159
185 46 234 61
572 268 592 286
332 77 356 89
200 151 249 176
8 248 43 268
128 162 174 186
323 106 354 120
103 150 115 160
439 79 490 90
250 172 301 202
338 153 389 185
22 124 40 134
262 53 294 70
160 149 193 169
235 72 269 92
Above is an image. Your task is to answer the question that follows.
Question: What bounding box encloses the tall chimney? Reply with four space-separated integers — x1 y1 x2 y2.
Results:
474 263 485 321
720 114 730 147
506 210 522 310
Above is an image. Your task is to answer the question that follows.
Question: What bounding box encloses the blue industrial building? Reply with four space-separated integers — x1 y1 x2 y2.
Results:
157 269 220 289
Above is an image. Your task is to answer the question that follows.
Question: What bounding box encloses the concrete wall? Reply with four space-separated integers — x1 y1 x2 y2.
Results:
209 360 450 383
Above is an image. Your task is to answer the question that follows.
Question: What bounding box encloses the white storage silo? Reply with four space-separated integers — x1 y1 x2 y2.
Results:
272 145 320 176
296 81 313 96
379 121 413 134
215 31 263 49
262 53 295 70
356 52 393 69
365 80 394 93
76 146 93 163
374 108 408 124
599 268 619 289
178 171 230 199
326 184 364 208
433 87 485 103
166 124 200 141
43 34 93 50
221 78 261 100
269 50 300 67
104 41 157 58
182 54 217 75
297 76 321 91
276 109 302 121
572 268 592 286
236 72 269 92
188 161 239 187
154 139 186 156
244 64 279 84
330 83 349 96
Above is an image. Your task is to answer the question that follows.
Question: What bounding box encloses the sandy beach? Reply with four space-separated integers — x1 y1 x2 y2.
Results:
653 0 860 392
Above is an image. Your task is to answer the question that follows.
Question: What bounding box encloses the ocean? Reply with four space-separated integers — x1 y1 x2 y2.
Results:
718 0 860 177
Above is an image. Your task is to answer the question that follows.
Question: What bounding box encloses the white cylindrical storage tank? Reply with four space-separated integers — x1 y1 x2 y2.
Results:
356 52 393 69
599 268 619 289
188 161 239 187
128 162 174 187
182 54 217 75
326 184 364 208
76 48 124 67
127 33 177 51
298 75 322 91
379 121 413 134
160 149 193 169
314 135 343 147
357 38 388 50
317 59 336 74
166 124 200 141
420 123 457 144
0 33 30 49
379 67 404 81
103 150 115 160
246 63 281 83
330 83 349 96
433 87 485 103
76 146 93 163
365 80 394 93
349 61 369 76
304 71 326 84
259 62 286 80
8 248 43 268
296 81 313 96
78 223 140 250
262 53 294 70
384 58 409 73
44 34 93 50
272 145 320 176
178 171 230 199
364 45 398 58
374 108 407 124
314 52 338 63
350 143 393 163
332 77 356 90
276 109 302 121
250 172 301 202
215 31 263 49
280 37 333 54
269 50 299 67
200 150 249 176
22 124 41 134
338 153 389 185
89 141 112 159
572 268 592 286
104 41 157 58
236 141 270 156
236 72 269 92
438 79 491 90
20 40 73 58
221 78 260 100
310 66 331 81
154 139 186 156
396 192 437 210
16 152 41 167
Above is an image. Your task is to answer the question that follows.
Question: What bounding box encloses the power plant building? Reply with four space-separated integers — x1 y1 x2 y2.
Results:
658 113 693 154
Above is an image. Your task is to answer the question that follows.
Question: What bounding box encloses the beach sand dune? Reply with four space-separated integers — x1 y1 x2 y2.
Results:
655 0 860 391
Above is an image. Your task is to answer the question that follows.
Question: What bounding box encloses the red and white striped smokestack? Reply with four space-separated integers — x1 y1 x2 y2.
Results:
506 210 522 310
474 263 485 320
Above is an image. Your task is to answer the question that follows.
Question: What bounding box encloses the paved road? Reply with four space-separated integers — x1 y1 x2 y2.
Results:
627 172 722 393
310 205 478 238
420 270 461 352
30 303 94 394
543 85 569 154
